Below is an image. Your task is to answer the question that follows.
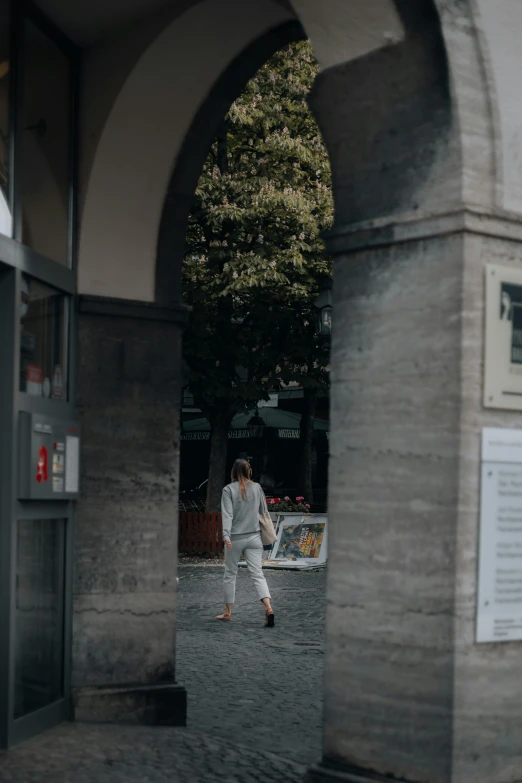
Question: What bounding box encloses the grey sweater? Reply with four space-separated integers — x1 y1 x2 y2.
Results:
221 481 264 542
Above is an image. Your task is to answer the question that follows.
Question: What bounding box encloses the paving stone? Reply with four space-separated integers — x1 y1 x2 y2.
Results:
176 563 326 767
0 563 326 783
0 724 308 783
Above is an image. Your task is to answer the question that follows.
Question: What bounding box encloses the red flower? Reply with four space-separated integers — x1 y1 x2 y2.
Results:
273 498 280 504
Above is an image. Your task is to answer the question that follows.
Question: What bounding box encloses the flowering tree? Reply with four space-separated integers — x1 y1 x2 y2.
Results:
182 40 333 511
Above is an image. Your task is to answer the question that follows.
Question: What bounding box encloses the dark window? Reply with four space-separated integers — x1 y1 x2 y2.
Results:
19 275 68 400
20 19 72 265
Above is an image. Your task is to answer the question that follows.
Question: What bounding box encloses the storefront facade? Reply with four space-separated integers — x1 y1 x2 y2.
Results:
0 0 79 747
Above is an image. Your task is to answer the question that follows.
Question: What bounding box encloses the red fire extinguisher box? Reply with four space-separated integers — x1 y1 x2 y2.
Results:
18 412 81 500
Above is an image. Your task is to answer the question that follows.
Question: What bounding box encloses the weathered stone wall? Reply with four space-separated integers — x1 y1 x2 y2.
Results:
452 226 522 783
309 0 459 229
321 232 463 783
305 0 522 781
72 304 185 724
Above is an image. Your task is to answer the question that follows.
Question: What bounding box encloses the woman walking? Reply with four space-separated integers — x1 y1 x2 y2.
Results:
216 459 275 626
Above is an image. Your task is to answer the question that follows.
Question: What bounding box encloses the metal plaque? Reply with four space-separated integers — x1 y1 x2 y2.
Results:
477 427 522 642
484 263 522 409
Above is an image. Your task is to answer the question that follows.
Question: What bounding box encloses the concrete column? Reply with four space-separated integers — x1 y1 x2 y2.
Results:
307 211 522 783
71 296 187 725
301 0 521 777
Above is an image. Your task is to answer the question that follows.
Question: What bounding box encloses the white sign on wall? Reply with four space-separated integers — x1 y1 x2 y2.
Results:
477 427 522 642
65 435 80 494
484 264 522 410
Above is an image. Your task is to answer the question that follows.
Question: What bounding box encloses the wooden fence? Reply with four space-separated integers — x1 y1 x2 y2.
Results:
179 512 223 554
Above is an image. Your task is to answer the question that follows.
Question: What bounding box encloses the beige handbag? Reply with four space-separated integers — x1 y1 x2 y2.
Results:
258 487 277 546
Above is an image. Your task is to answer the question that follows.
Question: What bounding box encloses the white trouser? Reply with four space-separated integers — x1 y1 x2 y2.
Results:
223 531 271 605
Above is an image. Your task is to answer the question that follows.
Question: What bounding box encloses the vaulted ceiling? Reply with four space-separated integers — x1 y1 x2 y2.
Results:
34 0 295 46
33 0 184 45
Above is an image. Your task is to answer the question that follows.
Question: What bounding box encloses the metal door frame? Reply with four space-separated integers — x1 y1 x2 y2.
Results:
0 0 79 749
9 503 73 747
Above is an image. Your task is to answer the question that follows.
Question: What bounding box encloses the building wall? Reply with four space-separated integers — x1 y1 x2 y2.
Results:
473 0 522 213
72 307 185 723
78 0 295 301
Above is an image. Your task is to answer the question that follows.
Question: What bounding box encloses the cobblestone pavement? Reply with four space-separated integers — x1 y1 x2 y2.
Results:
0 562 326 783
0 724 309 783
177 563 326 766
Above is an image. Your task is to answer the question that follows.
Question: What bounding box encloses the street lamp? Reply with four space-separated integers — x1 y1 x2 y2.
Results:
314 276 333 339
247 406 266 438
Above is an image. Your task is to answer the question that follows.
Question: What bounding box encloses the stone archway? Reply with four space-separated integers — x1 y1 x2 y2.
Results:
154 19 305 305
74 0 522 780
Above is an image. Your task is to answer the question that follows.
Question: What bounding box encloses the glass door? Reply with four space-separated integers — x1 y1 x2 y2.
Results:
14 517 66 720
8 501 71 746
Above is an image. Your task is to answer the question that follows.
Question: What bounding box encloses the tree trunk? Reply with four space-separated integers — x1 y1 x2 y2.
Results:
298 389 317 504
206 407 231 512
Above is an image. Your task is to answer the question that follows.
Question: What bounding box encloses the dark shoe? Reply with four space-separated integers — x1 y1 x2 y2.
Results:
265 610 275 628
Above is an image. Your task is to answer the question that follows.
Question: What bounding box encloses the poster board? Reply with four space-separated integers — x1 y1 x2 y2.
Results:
238 514 328 570
269 514 327 569
484 264 522 410
477 428 522 642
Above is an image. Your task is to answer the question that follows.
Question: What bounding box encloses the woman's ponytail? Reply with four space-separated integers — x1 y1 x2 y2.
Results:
231 458 252 500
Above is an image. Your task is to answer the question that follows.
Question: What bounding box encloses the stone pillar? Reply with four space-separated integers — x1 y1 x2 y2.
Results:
306 212 522 783
71 296 187 725
301 0 522 777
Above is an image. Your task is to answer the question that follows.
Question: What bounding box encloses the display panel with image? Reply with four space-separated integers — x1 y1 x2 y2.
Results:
274 521 326 559
20 276 68 400
270 514 328 567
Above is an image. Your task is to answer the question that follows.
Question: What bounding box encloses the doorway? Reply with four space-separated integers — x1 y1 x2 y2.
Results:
0 262 74 748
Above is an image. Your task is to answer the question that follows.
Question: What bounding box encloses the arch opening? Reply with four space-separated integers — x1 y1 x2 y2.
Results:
73 1 504 780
